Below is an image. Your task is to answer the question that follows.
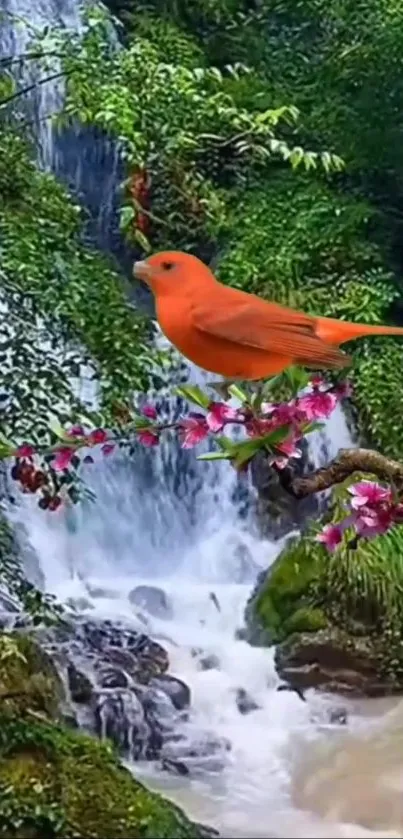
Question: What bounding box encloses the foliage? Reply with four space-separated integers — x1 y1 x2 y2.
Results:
0 371 347 509
0 125 155 443
101 0 403 456
246 507 403 684
0 515 63 626
0 709 208 838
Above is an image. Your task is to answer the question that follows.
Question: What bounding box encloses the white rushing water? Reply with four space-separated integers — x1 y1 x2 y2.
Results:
3 3 402 836
10 376 399 839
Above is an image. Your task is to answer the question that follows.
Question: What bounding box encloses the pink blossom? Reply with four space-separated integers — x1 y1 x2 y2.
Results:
334 380 353 400
206 402 240 432
178 414 209 449
15 444 35 458
309 375 325 390
276 434 302 459
137 428 160 447
101 443 115 456
316 524 343 552
348 481 392 509
354 507 394 538
298 390 337 420
142 404 158 420
52 447 74 471
66 425 85 438
88 428 108 445
246 417 277 438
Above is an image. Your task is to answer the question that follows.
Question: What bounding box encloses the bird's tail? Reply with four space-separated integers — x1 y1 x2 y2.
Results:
316 316 403 347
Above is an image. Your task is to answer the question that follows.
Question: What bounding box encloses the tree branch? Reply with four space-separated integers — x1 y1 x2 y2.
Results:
278 448 403 499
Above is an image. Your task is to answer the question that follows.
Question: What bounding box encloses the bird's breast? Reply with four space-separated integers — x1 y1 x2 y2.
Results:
155 296 270 378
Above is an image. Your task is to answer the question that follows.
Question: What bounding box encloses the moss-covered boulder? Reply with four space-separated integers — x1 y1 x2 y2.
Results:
0 633 64 719
0 712 211 838
245 524 403 697
0 632 216 837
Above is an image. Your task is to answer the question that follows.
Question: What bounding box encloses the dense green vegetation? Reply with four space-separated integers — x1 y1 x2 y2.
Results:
46 0 403 457
0 633 206 838
246 496 403 690
2 0 403 455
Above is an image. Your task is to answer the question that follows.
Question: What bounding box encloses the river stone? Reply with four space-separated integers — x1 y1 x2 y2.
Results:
99 666 129 689
67 662 93 704
235 687 259 715
128 585 173 620
275 628 402 697
150 674 190 710
94 689 149 758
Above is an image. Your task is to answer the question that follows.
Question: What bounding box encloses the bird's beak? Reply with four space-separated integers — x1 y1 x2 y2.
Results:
132 260 154 285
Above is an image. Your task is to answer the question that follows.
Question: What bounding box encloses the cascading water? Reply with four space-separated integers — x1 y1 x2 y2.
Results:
2 3 400 837
10 356 389 839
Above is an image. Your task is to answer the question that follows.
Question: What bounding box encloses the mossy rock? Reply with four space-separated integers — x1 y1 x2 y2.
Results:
244 533 328 646
0 633 64 719
0 712 212 838
245 521 403 696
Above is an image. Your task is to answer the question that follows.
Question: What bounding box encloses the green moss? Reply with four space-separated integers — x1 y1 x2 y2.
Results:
247 511 403 686
0 713 205 838
283 606 328 636
248 532 327 644
0 633 64 719
0 634 209 838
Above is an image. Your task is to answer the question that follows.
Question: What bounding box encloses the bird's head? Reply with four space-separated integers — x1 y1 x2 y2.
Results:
132 251 216 296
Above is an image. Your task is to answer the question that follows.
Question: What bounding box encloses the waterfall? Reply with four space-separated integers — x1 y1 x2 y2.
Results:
0 5 373 838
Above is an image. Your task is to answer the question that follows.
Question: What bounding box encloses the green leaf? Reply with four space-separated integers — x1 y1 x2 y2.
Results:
175 385 210 409
119 205 135 230
228 383 249 404
197 451 231 461
284 366 310 395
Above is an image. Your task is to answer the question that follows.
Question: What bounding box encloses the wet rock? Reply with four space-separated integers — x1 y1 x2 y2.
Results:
77 620 169 683
328 706 348 725
277 683 306 702
0 590 19 613
275 628 402 698
99 667 129 689
162 757 189 776
128 585 173 620
103 646 141 678
150 674 190 711
235 687 259 715
162 732 231 774
67 662 93 704
192 650 220 671
251 442 319 539
94 689 149 759
66 596 95 613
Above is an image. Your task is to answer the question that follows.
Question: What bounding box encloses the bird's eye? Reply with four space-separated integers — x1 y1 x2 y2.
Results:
161 261 174 271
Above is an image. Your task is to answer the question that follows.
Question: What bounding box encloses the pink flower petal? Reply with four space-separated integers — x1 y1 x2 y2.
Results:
66 425 85 438
206 402 240 432
316 524 343 552
15 444 35 458
137 428 160 447
102 443 115 456
142 404 158 420
178 416 209 449
88 428 108 445
298 391 337 420
52 447 73 471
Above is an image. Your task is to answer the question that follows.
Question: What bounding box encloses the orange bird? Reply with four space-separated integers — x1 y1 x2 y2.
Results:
132 251 403 380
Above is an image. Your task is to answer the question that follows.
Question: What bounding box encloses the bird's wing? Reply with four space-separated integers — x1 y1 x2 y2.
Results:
192 296 348 368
